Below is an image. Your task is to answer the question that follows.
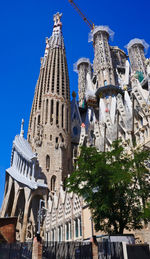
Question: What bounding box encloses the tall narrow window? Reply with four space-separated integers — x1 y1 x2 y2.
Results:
58 226 62 242
39 69 44 109
50 99 54 124
67 108 69 132
75 218 78 238
37 114 40 125
66 223 69 241
52 50 56 93
45 99 48 124
62 104 64 128
46 155 50 171
57 49 60 94
33 117 36 138
51 175 56 192
56 101 59 125
61 54 65 97
42 100 45 124
28 134 31 143
79 217 82 236
52 229 55 241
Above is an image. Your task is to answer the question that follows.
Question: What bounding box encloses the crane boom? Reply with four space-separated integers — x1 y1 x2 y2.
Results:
68 0 95 30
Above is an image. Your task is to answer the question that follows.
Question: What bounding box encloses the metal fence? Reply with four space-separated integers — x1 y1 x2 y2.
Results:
42 241 92 259
127 244 150 259
98 242 124 259
0 242 32 259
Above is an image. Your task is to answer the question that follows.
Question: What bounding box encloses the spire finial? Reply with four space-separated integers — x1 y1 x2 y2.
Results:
20 119 24 137
53 12 62 28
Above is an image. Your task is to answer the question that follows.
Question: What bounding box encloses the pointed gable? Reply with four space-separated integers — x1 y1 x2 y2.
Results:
71 93 82 143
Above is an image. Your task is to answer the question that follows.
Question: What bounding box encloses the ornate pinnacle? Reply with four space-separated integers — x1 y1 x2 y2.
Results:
53 12 62 28
20 119 24 137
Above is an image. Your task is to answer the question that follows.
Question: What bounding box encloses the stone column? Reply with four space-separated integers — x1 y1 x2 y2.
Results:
20 188 31 242
90 236 98 259
32 236 42 259
11 182 20 217
32 161 35 181
1 176 13 217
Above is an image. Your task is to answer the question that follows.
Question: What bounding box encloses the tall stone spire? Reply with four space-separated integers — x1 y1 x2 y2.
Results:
27 13 71 192
89 26 115 87
126 38 149 77
74 58 92 107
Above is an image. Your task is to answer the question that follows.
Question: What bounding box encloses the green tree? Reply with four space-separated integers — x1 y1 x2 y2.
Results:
66 140 150 234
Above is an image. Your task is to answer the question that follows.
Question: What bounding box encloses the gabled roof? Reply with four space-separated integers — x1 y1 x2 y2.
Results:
71 96 82 124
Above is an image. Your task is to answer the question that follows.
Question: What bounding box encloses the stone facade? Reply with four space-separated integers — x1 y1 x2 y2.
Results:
1 12 150 244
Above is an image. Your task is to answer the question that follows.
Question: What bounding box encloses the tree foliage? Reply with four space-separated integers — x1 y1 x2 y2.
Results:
66 140 150 234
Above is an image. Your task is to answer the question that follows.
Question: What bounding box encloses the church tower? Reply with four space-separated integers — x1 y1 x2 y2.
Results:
91 26 115 87
27 13 71 192
74 58 92 107
127 38 147 77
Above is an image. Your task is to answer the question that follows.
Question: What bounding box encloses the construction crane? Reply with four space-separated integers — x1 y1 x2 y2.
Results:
68 0 95 30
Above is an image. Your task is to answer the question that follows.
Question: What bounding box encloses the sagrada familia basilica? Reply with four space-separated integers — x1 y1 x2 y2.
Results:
1 12 150 243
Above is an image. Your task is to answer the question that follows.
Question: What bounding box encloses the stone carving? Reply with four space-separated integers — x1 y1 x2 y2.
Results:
35 124 43 147
26 220 34 240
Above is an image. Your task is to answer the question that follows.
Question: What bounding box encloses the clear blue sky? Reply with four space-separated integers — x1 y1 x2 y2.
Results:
0 0 150 208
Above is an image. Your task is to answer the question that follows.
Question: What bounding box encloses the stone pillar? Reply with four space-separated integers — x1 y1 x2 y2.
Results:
1 176 13 217
122 242 128 259
90 236 98 259
20 188 31 242
32 236 42 259
32 161 35 181
11 182 20 217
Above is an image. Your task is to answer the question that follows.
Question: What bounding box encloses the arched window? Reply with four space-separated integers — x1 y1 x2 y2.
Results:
104 80 107 86
51 175 56 192
46 155 50 171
